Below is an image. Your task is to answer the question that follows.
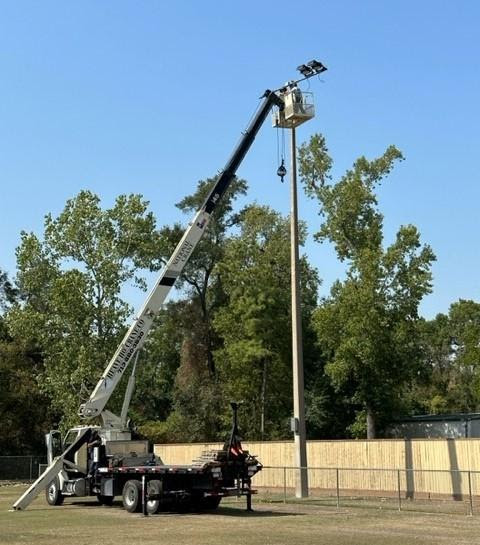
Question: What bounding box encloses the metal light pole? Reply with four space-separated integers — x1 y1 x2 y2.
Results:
290 126 309 498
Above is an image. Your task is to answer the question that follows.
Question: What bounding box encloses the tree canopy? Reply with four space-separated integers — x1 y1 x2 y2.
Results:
213 205 319 439
4 136 479 452
299 135 436 437
408 300 480 415
6 191 162 429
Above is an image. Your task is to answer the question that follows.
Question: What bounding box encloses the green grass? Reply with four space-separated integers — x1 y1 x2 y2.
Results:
2 484 480 545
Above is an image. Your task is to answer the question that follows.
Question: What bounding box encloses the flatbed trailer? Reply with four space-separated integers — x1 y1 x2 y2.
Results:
43 437 261 515
92 448 261 514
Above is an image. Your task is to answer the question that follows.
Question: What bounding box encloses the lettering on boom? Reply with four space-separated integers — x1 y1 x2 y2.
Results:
106 318 146 379
172 240 194 267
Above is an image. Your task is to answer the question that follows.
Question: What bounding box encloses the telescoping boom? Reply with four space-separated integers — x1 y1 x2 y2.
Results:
78 89 284 424
12 89 284 512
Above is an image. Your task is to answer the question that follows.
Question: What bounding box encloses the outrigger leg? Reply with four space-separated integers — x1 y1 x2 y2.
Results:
246 492 253 512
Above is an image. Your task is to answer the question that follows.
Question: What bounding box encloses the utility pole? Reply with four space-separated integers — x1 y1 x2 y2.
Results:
272 59 327 500
290 126 309 498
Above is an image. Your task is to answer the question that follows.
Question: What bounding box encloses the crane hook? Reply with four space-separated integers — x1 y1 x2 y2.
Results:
277 159 287 183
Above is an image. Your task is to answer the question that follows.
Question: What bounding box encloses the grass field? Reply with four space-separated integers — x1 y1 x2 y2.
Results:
2 484 480 545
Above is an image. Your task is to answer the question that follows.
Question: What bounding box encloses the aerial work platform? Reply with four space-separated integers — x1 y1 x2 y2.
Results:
272 88 315 129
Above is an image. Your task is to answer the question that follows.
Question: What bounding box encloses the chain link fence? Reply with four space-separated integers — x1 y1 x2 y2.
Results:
2 457 479 516
256 466 480 516
0 456 46 481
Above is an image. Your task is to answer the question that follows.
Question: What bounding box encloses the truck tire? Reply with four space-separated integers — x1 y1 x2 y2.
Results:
97 494 114 506
146 480 162 515
46 477 64 506
122 480 142 513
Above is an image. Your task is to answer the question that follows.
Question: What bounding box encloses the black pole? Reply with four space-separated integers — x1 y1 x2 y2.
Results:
246 490 253 512
142 475 148 516
203 90 284 215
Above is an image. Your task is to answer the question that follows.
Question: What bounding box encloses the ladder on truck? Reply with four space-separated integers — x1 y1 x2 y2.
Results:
11 427 91 511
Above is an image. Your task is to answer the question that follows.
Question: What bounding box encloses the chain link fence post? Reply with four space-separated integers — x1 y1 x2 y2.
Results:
468 470 473 516
397 469 402 511
336 468 340 509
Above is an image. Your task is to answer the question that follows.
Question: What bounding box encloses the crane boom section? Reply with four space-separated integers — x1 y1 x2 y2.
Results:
79 90 284 420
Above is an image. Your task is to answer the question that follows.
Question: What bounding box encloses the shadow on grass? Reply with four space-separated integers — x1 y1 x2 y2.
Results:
214 506 301 517
66 500 301 517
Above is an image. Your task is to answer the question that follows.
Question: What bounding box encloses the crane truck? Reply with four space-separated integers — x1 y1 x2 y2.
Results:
12 63 324 514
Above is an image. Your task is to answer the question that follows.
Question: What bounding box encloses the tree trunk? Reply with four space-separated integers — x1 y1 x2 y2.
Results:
260 359 268 440
205 326 215 377
366 405 376 439
199 284 215 377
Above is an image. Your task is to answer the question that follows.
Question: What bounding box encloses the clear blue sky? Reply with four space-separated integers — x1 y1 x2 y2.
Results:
1 1 479 318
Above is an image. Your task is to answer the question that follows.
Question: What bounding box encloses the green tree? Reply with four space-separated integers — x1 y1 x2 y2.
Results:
136 298 224 443
410 300 480 414
6 190 162 429
137 178 248 442
213 205 319 439
0 269 16 339
0 268 18 313
156 178 247 377
0 340 49 454
131 302 185 425
0 268 50 454
299 135 436 438
448 300 480 409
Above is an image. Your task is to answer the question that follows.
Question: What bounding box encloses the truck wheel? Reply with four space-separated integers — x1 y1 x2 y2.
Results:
122 480 142 513
46 477 64 506
97 494 114 506
146 480 162 515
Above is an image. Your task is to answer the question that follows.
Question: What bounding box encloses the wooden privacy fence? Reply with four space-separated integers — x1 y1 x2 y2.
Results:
154 439 480 499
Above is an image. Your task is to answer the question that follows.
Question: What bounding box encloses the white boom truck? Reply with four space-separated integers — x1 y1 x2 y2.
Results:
12 60 326 513
12 86 287 514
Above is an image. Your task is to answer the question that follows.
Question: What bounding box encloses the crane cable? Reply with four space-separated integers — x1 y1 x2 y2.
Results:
276 120 286 182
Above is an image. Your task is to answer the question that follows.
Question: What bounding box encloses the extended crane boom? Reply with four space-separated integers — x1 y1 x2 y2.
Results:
78 89 284 423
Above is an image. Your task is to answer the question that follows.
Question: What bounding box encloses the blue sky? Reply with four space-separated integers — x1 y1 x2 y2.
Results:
0 1 479 318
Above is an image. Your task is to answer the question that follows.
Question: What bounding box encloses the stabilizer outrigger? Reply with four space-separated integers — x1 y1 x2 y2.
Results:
12 428 93 511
